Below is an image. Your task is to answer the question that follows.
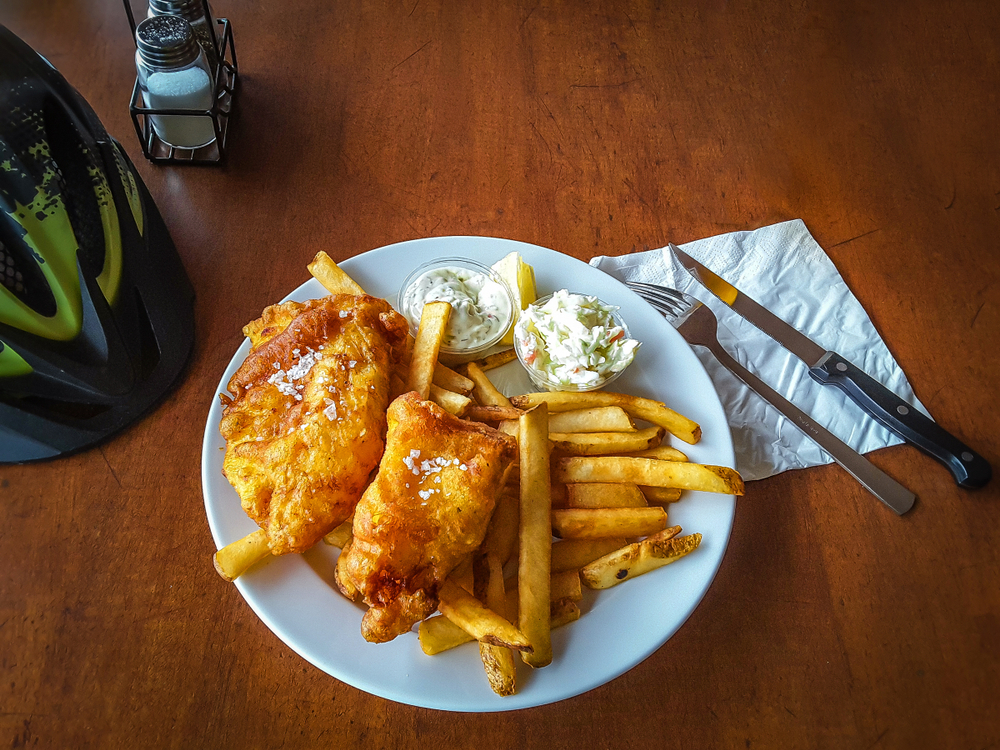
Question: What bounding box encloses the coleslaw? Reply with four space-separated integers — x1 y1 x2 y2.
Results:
514 290 640 390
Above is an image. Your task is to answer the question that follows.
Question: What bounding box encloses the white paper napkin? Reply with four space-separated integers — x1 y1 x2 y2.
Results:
590 219 927 481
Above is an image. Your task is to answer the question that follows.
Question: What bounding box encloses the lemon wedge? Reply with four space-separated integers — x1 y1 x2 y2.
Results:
492 251 537 345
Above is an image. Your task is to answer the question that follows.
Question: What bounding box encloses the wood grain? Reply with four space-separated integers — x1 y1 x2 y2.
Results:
1 1 998 748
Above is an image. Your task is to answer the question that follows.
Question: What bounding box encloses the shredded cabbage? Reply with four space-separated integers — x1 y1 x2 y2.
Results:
515 290 639 388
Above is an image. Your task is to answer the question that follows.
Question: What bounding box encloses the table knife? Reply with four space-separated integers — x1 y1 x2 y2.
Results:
670 243 991 489
677 304 916 514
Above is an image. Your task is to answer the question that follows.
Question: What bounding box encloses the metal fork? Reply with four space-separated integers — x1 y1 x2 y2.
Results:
624 280 916 514
621 282 689 318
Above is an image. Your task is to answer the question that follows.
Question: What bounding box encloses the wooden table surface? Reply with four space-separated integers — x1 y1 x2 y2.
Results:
2 1 998 747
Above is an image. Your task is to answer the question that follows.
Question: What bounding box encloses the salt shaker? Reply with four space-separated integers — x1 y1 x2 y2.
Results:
147 0 219 75
135 15 216 149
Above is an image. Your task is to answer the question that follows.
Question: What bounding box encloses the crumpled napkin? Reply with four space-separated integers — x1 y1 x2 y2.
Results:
590 219 926 481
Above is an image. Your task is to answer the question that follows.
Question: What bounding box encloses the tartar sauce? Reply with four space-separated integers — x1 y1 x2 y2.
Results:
402 266 513 350
515 290 639 389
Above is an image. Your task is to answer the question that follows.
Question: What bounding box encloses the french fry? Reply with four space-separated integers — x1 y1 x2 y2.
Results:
400 332 415 369
554 456 744 495
307 251 366 295
551 507 668 539
548 426 665 456
624 444 689 462
467 347 517 371
390 372 407 398
510 391 701 445
499 570 582 607
407 301 452 400
549 598 581 629
549 569 583 602
502 461 518 486
433 363 475 395
547 406 636 433
550 537 627 573
639 486 683 505
418 613 475 655
449 554 475 594
507 464 566 488
437 579 532 652
419 591 581 655
580 529 700 589
506 470 565 510
550 481 567 509
518 404 552 668
322 515 354 548
566 482 647 509
213 528 270 581
648 525 681 543
479 553 517 696
465 405 524 422
485 493 520 568
480 633 517 696
429 383 472 416
466 361 513 407
472 492 521 695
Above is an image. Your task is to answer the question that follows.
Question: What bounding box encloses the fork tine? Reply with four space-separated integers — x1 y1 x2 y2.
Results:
624 281 690 319
637 295 678 318
625 282 688 306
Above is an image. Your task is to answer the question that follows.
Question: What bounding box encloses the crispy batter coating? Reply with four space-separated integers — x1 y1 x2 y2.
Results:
220 294 409 555
336 392 517 643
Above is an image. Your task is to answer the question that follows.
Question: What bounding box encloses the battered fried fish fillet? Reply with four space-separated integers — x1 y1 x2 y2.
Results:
220 294 409 556
336 391 517 643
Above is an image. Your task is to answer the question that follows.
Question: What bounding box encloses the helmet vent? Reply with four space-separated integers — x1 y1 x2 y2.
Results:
0 235 57 316
0 242 26 295
42 99 106 279
2 391 110 421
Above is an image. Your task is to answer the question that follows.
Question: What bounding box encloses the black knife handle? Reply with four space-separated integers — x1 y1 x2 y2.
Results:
810 353 991 489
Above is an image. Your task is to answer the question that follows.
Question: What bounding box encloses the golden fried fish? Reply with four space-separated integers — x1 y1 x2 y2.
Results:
220 294 409 555
336 391 517 643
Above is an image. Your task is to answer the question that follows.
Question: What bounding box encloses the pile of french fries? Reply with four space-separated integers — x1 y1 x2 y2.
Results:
217 251 745 698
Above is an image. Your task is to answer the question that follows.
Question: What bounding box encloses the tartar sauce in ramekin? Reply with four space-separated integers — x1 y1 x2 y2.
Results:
401 266 513 350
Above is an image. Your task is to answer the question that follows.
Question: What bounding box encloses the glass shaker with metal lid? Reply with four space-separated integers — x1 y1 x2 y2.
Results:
147 0 219 74
135 15 217 149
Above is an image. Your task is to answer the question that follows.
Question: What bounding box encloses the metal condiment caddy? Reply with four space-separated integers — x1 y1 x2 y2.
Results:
123 0 239 165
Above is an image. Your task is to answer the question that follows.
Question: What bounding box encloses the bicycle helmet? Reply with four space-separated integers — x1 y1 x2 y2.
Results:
1 24 195 463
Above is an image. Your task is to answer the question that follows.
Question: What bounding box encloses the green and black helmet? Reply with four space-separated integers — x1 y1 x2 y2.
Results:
1 25 194 463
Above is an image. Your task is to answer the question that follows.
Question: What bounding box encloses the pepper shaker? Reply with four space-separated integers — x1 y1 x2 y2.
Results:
147 0 219 75
135 15 216 149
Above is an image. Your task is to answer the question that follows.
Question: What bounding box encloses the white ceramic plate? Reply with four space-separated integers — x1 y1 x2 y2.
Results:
202 236 736 712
